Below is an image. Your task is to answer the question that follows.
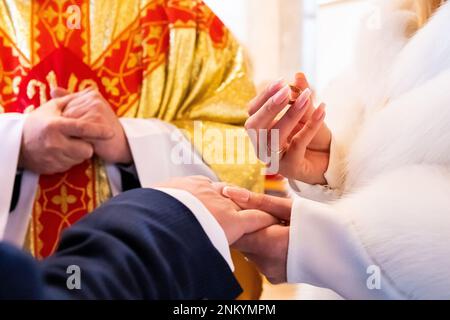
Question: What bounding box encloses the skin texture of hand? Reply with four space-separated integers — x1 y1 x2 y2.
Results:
222 185 292 284
19 94 114 175
246 73 332 185
153 176 280 245
52 87 132 164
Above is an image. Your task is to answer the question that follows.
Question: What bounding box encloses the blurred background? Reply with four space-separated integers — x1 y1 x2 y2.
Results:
205 0 374 92
204 0 375 300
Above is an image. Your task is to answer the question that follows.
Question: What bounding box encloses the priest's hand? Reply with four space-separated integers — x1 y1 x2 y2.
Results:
222 186 291 284
20 95 114 175
54 88 132 164
245 73 331 185
154 176 280 245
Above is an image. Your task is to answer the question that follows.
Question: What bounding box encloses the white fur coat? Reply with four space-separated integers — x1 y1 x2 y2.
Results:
289 0 450 299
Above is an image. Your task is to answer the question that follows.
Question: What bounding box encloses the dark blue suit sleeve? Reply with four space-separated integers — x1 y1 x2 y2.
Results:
0 189 242 300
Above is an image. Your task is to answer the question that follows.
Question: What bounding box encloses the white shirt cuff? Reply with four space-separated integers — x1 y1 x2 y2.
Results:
154 187 234 272
0 113 25 239
288 179 339 203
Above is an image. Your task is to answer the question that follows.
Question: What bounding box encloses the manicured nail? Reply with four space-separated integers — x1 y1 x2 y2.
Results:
295 72 305 80
313 104 326 121
272 85 290 105
293 88 311 110
269 78 285 91
223 186 250 202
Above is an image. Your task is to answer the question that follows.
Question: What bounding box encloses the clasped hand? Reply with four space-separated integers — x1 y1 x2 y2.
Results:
19 87 132 175
156 176 293 285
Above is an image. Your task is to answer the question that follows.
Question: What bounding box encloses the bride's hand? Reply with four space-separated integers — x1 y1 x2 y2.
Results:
245 73 332 185
222 186 292 284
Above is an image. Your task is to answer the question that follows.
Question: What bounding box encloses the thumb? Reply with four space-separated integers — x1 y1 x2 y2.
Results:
50 87 70 99
223 187 292 221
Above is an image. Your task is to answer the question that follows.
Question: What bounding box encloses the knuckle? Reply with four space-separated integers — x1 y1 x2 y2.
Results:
46 118 60 132
304 121 315 131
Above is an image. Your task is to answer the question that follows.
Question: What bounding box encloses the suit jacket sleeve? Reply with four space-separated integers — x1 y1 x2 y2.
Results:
34 188 241 299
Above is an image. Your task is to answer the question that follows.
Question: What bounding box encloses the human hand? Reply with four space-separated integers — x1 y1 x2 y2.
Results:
53 87 132 164
19 94 114 175
246 73 332 185
222 186 292 283
154 176 280 245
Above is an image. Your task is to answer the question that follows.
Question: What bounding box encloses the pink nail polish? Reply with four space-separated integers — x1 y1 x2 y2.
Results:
313 105 326 121
269 78 285 91
272 85 290 105
293 88 311 110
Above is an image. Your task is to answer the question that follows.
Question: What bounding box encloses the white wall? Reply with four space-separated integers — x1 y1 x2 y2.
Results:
205 0 304 88
206 0 374 91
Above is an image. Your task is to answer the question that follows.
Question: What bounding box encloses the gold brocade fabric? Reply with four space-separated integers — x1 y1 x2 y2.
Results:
0 0 264 299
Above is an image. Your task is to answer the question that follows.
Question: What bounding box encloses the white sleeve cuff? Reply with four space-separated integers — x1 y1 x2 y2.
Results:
154 187 234 272
0 113 25 239
119 118 218 188
287 196 404 299
288 179 339 203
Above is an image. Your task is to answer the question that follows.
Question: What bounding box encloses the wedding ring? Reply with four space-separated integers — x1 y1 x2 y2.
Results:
289 84 302 94
288 84 302 105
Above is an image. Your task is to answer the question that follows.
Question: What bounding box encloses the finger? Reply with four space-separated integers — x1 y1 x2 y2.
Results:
57 118 114 140
233 225 288 253
239 209 280 235
245 85 291 130
62 138 94 161
63 100 92 118
232 230 265 253
50 87 70 99
289 103 326 157
222 187 292 221
294 72 310 91
52 94 79 111
65 89 96 109
211 181 229 194
248 79 285 116
52 151 84 173
294 72 316 119
271 88 311 148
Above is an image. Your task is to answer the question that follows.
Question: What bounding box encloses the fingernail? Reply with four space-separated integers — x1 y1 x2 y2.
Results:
313 104 326 121
223 186 250 202
293 88 311 110
269 78 285 91
272 85 290 105
295 72 306 80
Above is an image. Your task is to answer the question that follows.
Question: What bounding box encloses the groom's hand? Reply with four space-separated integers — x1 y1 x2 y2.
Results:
154 176 279 245
222 186 292 284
